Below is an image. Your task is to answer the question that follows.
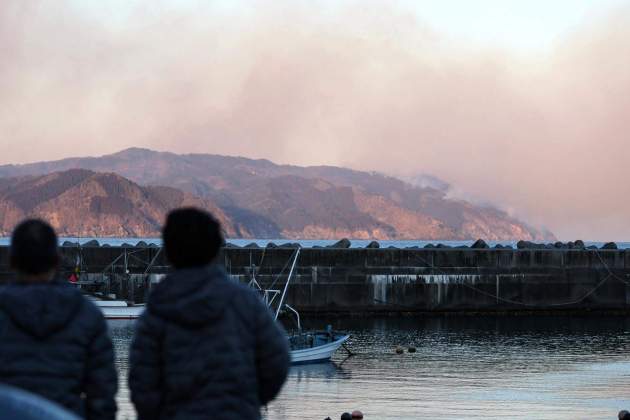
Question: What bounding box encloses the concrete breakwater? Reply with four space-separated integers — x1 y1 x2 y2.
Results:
0 245 629 314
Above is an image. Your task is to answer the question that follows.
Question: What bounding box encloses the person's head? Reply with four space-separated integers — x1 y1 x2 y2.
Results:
351 410 363 420
162 207 224 269
341 413 352 420
619 410 630 420
9 219 59 282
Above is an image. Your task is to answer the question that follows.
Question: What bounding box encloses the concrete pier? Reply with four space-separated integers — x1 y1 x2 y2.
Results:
0 246 629 314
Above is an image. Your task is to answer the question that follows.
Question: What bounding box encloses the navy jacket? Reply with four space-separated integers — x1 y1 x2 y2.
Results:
129 265 290 420
0 281 117 420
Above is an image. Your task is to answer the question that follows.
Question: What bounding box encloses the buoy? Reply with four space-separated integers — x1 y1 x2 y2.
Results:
408 346 416 353
395 346 404 354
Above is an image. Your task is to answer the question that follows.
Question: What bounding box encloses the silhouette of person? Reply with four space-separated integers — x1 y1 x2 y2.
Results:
0 219 117 419
129 208 290 420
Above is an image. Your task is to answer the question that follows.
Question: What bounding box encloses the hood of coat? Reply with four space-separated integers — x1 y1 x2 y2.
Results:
148 264 238 326
0 282 84 339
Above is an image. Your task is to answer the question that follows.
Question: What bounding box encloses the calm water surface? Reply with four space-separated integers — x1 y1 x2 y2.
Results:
110 316 630 420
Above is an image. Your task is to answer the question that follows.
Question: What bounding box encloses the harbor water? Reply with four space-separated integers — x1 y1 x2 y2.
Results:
110 316 630 420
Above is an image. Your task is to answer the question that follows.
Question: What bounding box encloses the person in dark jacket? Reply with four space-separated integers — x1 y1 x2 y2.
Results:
0 219 117 420
129 208 290 420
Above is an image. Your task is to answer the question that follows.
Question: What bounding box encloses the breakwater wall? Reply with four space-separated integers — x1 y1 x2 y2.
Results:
1 246 629 314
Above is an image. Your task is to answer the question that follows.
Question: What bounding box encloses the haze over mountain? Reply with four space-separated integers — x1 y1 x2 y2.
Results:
0 149 554 240
1 1 629 240
0 169 247 237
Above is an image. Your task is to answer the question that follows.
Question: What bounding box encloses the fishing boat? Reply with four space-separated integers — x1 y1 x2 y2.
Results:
91 247 350 363
249 249 351 364
91 299 145 319
289 329 351 364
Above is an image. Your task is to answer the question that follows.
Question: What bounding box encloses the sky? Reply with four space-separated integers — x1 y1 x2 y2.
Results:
1 0 629 240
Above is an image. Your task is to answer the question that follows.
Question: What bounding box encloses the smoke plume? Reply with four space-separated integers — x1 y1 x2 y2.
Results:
1 1 629 240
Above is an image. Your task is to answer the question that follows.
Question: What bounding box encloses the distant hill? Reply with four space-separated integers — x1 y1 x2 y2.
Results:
0 149 555 240
0 169 244 237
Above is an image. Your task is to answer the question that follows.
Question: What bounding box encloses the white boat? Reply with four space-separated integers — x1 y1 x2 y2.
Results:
290 332 350 364
91 299 144 319
251 249 352 364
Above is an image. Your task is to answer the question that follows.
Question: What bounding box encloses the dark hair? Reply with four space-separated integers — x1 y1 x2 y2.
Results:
341 414 352 420
162 208 224 269
10 219 59 275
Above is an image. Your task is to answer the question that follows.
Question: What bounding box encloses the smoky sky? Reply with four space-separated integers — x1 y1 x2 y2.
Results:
1 1 629 240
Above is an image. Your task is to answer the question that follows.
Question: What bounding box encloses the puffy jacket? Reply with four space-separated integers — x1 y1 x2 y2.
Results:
129 264 290 420
0 281 117 420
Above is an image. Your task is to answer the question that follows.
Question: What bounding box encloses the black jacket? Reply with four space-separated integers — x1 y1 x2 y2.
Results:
0 281 117 420
129 265 290 420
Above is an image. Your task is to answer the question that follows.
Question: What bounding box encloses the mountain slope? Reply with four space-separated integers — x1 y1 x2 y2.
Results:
0 169 242 237
0 149 555 240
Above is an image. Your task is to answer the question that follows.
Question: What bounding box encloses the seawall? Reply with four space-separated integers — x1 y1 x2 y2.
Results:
1 246 629 314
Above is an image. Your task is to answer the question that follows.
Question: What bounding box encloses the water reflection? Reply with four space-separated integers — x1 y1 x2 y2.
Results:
292 361 352 383
109 316 630 420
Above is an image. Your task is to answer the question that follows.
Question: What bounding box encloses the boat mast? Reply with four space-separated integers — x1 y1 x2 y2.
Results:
274 248 300 321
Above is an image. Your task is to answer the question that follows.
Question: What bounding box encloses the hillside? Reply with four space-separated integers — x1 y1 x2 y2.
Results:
0 169 243 237
0 149 555 240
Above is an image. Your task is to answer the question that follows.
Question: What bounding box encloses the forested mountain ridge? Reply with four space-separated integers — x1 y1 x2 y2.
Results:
0 149 554 240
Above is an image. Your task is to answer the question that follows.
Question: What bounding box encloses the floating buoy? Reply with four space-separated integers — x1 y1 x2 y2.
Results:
408 346 416 353
395 346 404 354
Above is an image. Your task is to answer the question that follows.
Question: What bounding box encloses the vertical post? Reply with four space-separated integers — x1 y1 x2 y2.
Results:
124 248 129 301
129 276 135 303
275 249 300 321
496 274 500 304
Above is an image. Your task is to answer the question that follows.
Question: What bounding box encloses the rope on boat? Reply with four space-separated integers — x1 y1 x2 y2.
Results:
275 249 300 321
143 247 162 274
341 342 355 356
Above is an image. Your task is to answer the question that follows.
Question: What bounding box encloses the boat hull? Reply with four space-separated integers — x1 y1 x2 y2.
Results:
92 300 144 319
290 335 350 364
95 299 350 364
100 306 145 319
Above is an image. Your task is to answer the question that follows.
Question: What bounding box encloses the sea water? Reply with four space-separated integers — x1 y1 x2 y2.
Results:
110 316 630 420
